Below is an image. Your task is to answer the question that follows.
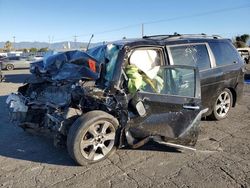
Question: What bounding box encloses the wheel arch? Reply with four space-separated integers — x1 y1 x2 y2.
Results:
227 87 237 107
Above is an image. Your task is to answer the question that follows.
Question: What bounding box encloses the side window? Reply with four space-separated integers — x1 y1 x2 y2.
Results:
138 67 196 97
209 41 239 66
9 56 20 60
169 44 211 71
158 67 196 97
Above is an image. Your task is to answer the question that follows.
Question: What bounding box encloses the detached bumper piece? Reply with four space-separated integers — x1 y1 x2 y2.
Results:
6 93 28 122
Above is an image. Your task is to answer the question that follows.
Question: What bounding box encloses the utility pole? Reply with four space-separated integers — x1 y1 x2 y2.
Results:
141 23 144 38
48 36 54 50
13 36 16 51
73 35 78 49
48 36 51 49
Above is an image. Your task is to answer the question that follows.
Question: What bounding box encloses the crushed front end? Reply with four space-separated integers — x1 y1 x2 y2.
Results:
6 50 125 146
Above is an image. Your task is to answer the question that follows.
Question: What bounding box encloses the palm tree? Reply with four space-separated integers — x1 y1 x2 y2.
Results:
234 34 249 48
4 41 12 51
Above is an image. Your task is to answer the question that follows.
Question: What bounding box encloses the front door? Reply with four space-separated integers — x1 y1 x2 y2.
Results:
127 65 206 146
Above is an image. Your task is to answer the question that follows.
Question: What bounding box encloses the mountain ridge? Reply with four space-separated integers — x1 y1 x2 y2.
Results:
0 41 102 50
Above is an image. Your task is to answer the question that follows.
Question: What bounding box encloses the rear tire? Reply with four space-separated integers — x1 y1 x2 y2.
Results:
210 88 233 120
67 110 119 166
6 64 14 71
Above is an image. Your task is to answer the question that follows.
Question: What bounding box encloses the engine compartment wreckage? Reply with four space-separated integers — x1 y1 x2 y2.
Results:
7 43 207 165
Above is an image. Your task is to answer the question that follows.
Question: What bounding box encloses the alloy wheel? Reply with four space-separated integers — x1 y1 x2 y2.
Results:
215 91 231 118
80 120 116 161
6 64 14 71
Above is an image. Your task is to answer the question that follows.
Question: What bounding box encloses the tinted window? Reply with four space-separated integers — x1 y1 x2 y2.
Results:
9 56 20 60
209 41 239 66
169 44 211 71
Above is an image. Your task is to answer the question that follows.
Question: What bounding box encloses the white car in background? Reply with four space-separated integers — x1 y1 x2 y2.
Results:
33 55 43 61
0 56 37 71
237 48 250 64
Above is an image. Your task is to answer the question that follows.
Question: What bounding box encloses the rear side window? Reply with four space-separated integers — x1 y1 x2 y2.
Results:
169 44 211 71
9 56 20 60
209 41 239 66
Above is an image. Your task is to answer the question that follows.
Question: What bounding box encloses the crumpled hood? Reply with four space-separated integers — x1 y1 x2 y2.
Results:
30 50 101 82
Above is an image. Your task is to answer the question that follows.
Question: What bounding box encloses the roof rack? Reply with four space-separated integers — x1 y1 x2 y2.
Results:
143 34 223 40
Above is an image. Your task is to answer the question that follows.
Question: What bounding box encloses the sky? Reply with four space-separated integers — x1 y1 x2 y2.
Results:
0 0 250 43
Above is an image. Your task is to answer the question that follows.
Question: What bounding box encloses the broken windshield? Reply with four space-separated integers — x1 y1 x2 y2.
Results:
87 44 120 85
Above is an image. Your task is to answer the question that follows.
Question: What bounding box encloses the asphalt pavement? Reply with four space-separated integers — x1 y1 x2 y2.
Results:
0 69 249 188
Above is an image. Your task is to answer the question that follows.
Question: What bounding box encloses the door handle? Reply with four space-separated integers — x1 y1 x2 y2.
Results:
183 105 200 110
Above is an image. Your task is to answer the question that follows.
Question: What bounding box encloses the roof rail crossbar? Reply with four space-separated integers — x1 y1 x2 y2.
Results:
143 34 222 40
143 35 173 39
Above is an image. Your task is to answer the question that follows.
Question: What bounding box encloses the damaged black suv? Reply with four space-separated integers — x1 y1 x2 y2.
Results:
6 34 243 165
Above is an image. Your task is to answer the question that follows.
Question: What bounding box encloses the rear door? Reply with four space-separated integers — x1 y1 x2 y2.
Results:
166 43 220 113
208 41 244 87
128 65 205 146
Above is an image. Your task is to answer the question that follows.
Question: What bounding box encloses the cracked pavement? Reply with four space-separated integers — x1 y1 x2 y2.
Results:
0 69 249 188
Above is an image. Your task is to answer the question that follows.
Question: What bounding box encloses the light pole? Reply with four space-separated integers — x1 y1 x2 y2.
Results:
141 24 144 38
73 35 78 49
13 36 16 51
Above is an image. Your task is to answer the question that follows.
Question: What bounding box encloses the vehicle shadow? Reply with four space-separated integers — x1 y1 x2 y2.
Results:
2 73 31 84
0 95 75 166
201 117 214 121
123 141 181 153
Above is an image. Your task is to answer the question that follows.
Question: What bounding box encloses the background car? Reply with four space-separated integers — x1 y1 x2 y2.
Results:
0 56 36 70
33 55 43 61
237 48 250 64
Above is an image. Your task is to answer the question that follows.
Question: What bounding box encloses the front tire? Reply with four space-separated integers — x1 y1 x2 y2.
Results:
6 64 14 71
210 88 233 120
67 111 119 166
